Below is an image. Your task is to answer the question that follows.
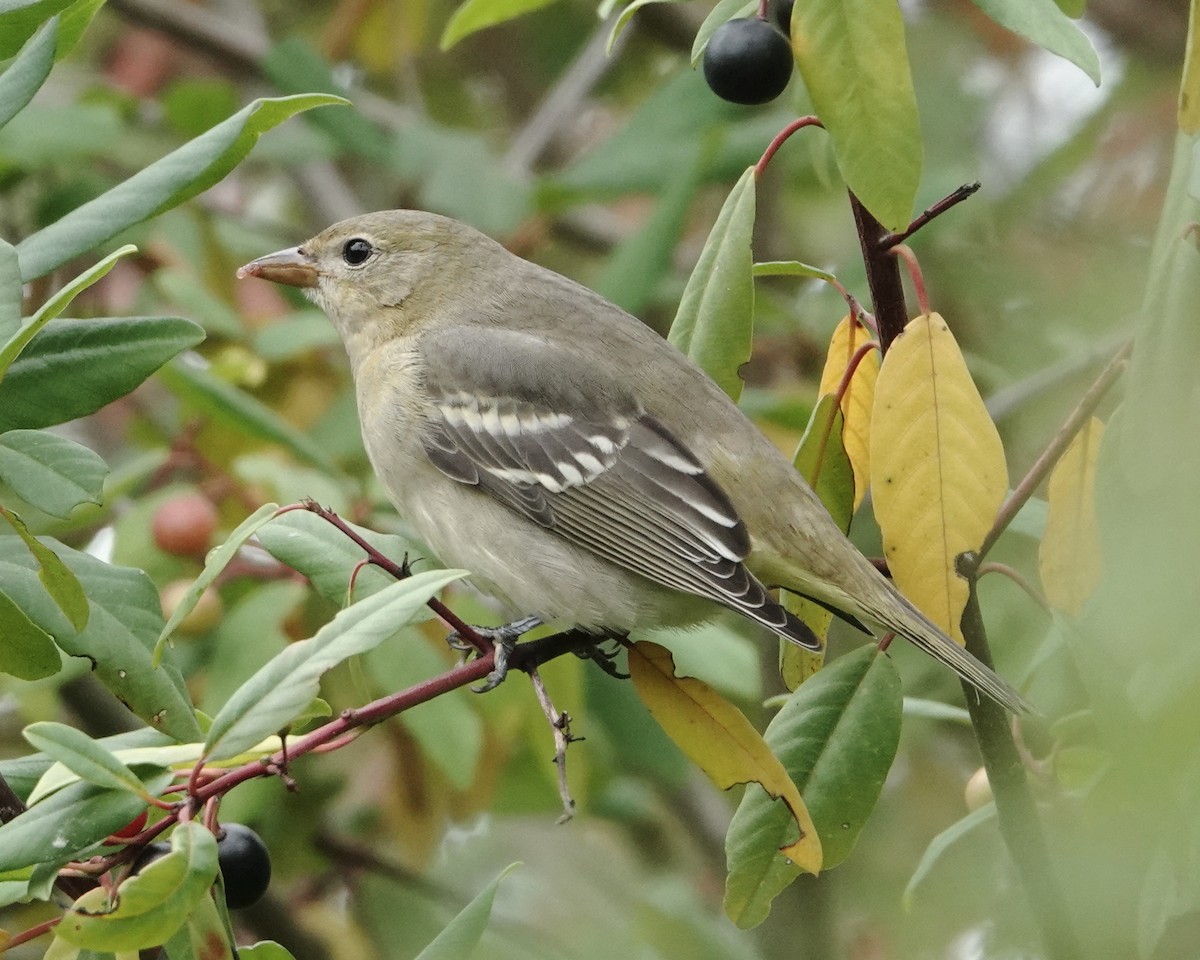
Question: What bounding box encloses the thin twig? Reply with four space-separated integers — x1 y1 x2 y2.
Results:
888 244 930 316
754 117 823 180
977 561 1053 615
293 501 491 655
980 341 1132 559
881 182 981 249
528 668 578 822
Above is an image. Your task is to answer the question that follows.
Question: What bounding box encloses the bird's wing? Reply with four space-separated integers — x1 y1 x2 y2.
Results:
417 325 818 647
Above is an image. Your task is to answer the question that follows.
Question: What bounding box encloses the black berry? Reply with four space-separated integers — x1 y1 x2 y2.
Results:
129 841 171 875
216 824 272 909
702 18 793 106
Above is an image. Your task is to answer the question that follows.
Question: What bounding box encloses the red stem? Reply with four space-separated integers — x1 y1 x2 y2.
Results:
755 116 823 180
889 244 930 316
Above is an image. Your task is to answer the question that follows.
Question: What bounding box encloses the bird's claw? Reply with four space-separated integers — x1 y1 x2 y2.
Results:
573 637 629 679
473 633 516 693
447 615 542 693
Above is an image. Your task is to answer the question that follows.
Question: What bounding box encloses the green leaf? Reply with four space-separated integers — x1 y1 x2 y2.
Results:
691 0 756 65
605 0 679 54
595 143 708 315
154 502 279 659
157 357 336 471
162 888 234 960
0 728 172 801
0 0 74 58
0 538 202 742
0 587 59 680
53 0 106 59
966 0 1100 84
203 568 466 761
0 429 107 519
0 15 55 130
792 395 854 534
441 0 560 49
0 238 19 341
724 646 901 928
15 94 349 281
255 509 423 607
902 697 972 725
791 0 921 231
414 863 520 960
668 165 756 402
0 507 88 629
0 316 205 432
201 581 305 716
0 773 172 873
22 722 153 800
903 802 996 907
239 943 297 960
753 260 837 283
153 269 243 338
0 245 137 384
252 310 339 361
55 821 220 952
262 39 391 164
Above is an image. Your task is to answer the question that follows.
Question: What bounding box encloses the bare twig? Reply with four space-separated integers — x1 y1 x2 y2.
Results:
290 500 491 655
528 669 578 822
980 341 1132 559
881 182 980 249
977 561 1053 615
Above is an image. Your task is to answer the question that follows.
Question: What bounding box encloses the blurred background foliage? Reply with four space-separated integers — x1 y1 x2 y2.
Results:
0 0 1194 957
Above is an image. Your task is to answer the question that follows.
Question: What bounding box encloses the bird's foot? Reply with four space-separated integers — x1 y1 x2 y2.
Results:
445 615 543 692
571 635 629 680
446 614 542 653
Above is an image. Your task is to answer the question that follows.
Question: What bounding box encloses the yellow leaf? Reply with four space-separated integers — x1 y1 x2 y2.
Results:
818 315 879 508
1039 417 1105 615
779 591 829 690
869 313 1008 643
628 641 822 873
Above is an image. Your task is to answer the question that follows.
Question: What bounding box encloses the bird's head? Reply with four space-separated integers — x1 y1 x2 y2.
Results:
238 210 497 349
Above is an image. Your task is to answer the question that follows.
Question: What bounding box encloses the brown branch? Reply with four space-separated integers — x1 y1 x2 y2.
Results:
293 500 491 655
849 193 908 354
881 182 980 249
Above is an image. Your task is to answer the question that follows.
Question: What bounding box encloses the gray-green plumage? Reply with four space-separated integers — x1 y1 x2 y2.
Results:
239 210 1030 714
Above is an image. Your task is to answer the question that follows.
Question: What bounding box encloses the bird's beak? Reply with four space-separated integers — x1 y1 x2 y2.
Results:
236 247 318 288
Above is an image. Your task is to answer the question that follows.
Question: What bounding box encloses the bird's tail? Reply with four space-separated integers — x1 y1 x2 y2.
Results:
861 583 1032 714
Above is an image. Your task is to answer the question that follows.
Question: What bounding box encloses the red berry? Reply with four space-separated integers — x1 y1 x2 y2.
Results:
104 809 149 844
152 493 219 557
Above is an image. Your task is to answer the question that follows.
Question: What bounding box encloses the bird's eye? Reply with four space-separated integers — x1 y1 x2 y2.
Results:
342 238 373 266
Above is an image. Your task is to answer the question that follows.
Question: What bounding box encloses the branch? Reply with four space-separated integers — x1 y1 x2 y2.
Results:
980 340 1132 559
957 584 1083 960
848 193 908 353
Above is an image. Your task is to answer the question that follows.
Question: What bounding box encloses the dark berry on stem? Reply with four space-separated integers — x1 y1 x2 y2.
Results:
217 823 272 909
703 18 793 106
130 841 171 875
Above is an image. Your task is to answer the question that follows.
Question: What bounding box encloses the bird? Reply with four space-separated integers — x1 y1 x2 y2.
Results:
238 210 1029 713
